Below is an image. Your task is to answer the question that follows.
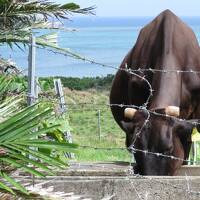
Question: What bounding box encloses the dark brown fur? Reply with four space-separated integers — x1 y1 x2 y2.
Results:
110 10 200 175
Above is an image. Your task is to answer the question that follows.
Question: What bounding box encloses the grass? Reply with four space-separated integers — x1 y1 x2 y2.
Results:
64 87 200 163
64 88 131 162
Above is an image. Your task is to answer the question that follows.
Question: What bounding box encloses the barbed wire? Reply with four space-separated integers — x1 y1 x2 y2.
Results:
78 145 200 165
27 97 200 127
31 45 200 127
2 27 200 198
127 68 200 74
34 28 200 199
132 107 151 146
5 45 200 198
73 144 200 196
10 72 200 185
9 44 200 174
35 44 200 74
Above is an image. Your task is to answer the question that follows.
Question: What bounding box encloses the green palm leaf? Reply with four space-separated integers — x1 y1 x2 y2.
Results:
1 157 45 177
0 102 77 195
15 140 78 153
6 144 66 168
5 148 54 175
0 180 15 194
0 0 94 30
0 0 95 60
0 172 28 194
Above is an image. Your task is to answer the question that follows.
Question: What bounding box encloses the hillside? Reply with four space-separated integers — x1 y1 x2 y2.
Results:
64 88 131 162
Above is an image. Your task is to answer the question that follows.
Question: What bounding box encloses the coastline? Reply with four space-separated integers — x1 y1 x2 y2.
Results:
2 16 200 78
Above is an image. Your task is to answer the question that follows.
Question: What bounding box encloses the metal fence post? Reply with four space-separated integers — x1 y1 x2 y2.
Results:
28 35 36 106
35 76 39 99
54 79 67 113
98 110 101 141
54 78 74 159
27 35 37 186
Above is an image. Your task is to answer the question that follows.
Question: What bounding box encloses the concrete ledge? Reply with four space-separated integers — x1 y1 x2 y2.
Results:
18 162 200 176
177 165 200 176
54 162 200 176
16 176 200 200
15 162 200 200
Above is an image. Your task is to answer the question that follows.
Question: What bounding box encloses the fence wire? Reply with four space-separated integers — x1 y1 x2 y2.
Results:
21 93 200 127
7 44 200 198
14 46 200 164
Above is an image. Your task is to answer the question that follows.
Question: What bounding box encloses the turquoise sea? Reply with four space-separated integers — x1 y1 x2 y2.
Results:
1 16 200 77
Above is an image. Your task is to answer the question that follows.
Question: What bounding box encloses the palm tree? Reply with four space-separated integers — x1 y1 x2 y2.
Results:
0 0 95 197
0 75 78 197
0 0 94 34
0 0 95 67
0 77 77 197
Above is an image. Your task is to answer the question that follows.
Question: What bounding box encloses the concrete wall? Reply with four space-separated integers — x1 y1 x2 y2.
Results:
15 163 200 200
18 176 200 200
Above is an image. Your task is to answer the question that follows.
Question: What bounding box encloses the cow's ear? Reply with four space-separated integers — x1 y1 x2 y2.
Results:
182 120 200 134
192 121 200 133
120 121 134 133
173 122 194 138
196 125 200 133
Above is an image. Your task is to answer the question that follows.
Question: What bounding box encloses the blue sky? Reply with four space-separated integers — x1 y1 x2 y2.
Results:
57 0 200 17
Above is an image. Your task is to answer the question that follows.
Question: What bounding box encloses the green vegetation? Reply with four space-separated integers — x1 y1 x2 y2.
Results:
58 74 114 90
0 0 94 69
0 0 95 198
0 75 78 197
64 88 131 162
5 74 115 93
5 74 200 164
0 74 133 163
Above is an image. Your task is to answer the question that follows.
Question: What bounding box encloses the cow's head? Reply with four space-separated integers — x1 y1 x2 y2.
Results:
121 106 197 175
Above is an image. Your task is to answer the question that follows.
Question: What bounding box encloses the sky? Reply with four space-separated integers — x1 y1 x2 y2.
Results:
57 0 200 17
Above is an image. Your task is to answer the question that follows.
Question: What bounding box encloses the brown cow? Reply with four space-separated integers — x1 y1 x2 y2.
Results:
110 10 200 175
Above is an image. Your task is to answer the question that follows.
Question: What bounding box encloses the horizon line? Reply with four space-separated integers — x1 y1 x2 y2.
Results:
72 15 200 18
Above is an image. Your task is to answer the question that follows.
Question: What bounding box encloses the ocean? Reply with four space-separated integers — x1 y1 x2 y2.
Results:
1 16 200 77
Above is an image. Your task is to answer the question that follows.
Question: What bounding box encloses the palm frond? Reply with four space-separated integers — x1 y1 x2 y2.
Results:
0 31 84 60
0 97 22 121
0 75 13 98
0 0 95 61
0 0 95 31
0 102 77 194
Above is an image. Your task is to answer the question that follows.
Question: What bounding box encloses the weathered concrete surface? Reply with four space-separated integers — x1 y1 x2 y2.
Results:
49 162 200 176
18 162 200 176
17 176 200 200
177 165 200 176
15 162 200 200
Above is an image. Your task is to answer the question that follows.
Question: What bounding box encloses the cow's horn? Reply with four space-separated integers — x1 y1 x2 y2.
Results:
124 108 137 119
165 106 180 117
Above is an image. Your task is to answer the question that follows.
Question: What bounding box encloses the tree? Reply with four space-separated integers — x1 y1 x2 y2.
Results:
0 0 95 69
0 76 77 197
0 0 95 197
